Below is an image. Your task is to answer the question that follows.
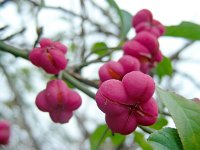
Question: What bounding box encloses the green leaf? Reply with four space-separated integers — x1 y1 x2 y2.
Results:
90 124 125 150
165 21 200 40
111 133 125 147
157 87 200 150
90 124 110 150
91 42 108 56
150 116 168 130
148 128 183 150
107 0 132 41
120 10 132 40
154 56 173 80
134 131 153 150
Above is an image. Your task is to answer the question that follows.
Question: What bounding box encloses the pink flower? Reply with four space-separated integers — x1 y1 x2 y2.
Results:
96 71 158 135
132 9 165 37
36 79 82 123
0 120 10 145
98 55 140 83
123 31 163 73
29 38 68 74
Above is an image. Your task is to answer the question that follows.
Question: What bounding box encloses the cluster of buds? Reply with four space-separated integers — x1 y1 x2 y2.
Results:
0 120 10 145
96 9 164 134
29 39 82 124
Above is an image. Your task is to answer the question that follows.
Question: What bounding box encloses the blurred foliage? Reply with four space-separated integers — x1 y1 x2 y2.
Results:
134 131 153 150
165 21 200 40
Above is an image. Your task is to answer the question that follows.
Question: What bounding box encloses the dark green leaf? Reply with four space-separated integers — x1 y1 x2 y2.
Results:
150 116 168 130
165 21 200 40
157 87 200 150
154 56 173 80
91 42 108 56
107 0 132 41
134 131 153 150
148 128 183 150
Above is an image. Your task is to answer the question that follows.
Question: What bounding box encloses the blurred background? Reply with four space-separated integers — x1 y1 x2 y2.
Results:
0 0 200 149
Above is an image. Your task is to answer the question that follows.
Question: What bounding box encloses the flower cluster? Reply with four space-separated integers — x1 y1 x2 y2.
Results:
96 9 164 134
29 38 68 74
0 120 10 145
29 38 82 123
36 79 82 123
96 71 158 135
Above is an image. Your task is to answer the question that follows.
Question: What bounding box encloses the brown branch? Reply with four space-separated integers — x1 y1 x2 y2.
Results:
1 28 26 41
170 41 195 61
89 0 119 28
29 0 118 37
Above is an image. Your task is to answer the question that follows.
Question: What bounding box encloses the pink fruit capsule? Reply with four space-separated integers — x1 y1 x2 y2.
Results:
95 71 158 135
36 79 82 124
0 120 10 145
29 38 68 74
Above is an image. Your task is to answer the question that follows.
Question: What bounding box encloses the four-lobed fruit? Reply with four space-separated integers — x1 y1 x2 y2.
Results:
36 79 82 123
29 38 68 74
96 71 158 135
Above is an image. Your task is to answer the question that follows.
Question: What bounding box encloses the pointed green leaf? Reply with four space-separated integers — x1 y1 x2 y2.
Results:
120 10 132 40
107 0 132 40
157 87 200 150
165 21 200 40
148 128 183 150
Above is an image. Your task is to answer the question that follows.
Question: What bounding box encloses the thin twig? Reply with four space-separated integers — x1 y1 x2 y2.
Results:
63 72 96 99
170 41 195 61
1 28 26 41
80 0 87 60
138 126 154 134
29 0 118 37
68 71 99 88
84 46 121 61
89 0 119 28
